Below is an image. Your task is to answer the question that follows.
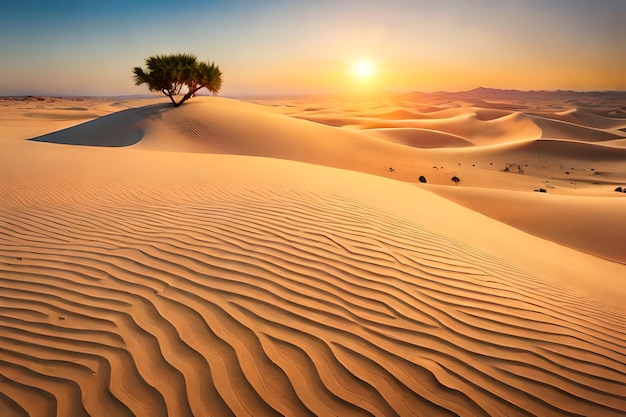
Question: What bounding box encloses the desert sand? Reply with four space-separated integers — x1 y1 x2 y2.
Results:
1 90 626 416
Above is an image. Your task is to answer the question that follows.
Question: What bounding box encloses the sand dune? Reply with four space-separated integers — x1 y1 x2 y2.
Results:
2 91 626 416
29 99 440 183
0 97 130 140
361 107 480 121
295 110 542 146
429 186 626 263
550 108 626 130
531 115 624 142
363 128 473 148
450 137 626 166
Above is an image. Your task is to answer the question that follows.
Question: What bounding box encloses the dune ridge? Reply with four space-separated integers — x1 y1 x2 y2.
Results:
293 111 542 146
362 128 473 148
530 115 624 142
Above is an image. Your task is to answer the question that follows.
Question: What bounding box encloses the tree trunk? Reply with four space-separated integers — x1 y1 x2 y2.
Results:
176 86 203 107
162 89 177 106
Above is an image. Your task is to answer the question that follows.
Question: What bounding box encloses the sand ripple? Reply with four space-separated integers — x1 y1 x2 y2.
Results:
1 181 625 416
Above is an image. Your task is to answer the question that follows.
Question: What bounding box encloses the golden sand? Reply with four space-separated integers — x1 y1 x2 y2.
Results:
1 92 625 416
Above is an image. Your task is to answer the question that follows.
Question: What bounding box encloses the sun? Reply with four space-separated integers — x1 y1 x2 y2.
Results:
352 59 375 80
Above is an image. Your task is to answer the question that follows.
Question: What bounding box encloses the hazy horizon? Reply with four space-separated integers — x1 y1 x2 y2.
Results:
2 0 625 97
4 86 626 101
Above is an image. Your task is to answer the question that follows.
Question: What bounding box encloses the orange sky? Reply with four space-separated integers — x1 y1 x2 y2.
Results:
1 1 625 96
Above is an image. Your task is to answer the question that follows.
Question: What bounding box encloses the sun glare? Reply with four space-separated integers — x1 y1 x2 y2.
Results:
352 59 375 80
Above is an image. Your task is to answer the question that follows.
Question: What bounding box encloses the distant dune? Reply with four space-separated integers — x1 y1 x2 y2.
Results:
1 90 626 416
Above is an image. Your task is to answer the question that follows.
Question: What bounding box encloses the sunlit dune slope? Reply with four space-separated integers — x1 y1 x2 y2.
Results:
25 96 626 254
429 186 626 264
1 139 626 416
30 98 437 182
535 107 626 130
531 114 624 142
363 128 473 148
444 137 626 167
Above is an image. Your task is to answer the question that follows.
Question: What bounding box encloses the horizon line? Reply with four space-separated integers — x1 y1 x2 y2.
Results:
3 86 626 100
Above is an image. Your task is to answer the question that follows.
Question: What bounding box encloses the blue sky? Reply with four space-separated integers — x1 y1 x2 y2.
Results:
1 0 625 96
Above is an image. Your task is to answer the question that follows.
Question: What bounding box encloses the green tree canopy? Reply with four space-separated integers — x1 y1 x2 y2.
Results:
133 53 222 107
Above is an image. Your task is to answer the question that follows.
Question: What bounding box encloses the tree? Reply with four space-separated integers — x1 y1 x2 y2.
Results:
451 176 460 186
133 53 222 107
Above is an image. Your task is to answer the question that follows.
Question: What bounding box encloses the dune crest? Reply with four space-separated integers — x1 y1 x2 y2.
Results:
363 128 473 148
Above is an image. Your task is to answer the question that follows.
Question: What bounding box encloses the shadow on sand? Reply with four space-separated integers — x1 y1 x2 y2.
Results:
29 103 171 147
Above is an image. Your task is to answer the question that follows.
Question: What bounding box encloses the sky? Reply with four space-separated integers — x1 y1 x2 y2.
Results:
1 0 625 96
